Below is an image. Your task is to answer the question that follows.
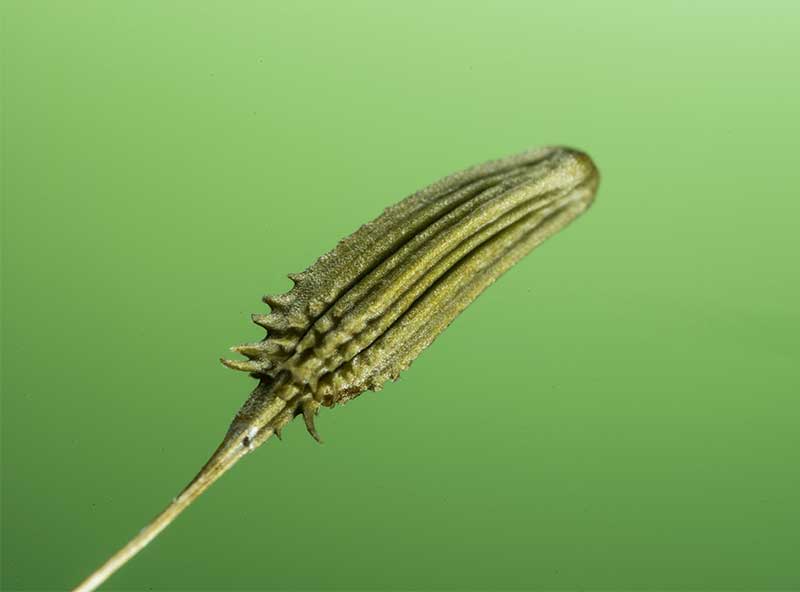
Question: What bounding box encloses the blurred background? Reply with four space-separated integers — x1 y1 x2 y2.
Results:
2 1 798 590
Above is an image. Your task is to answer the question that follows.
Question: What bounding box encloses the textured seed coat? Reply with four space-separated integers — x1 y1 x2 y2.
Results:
224 145 599 445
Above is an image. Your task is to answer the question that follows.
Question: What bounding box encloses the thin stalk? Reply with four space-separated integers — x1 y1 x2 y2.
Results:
72 433 256 592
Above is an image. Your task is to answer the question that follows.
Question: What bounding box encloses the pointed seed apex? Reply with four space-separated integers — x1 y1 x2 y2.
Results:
231 343 268 359
262 293 292 310
302 399 323 443
220 358 264 374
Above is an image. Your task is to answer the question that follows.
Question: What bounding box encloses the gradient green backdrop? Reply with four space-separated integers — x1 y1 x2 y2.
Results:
2 2 799 591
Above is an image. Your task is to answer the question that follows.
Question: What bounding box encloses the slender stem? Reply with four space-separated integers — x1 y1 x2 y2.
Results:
72 437 249 592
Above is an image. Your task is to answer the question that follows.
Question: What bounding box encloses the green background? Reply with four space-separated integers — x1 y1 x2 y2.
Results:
2 1 799 590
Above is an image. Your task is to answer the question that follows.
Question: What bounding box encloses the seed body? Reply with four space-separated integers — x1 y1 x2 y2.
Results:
225 145 599 443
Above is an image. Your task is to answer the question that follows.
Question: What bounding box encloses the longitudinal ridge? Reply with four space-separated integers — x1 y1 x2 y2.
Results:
228 147 578 383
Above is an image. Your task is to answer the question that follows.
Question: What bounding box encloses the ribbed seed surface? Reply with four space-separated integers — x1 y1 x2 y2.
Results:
225 146 599 437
